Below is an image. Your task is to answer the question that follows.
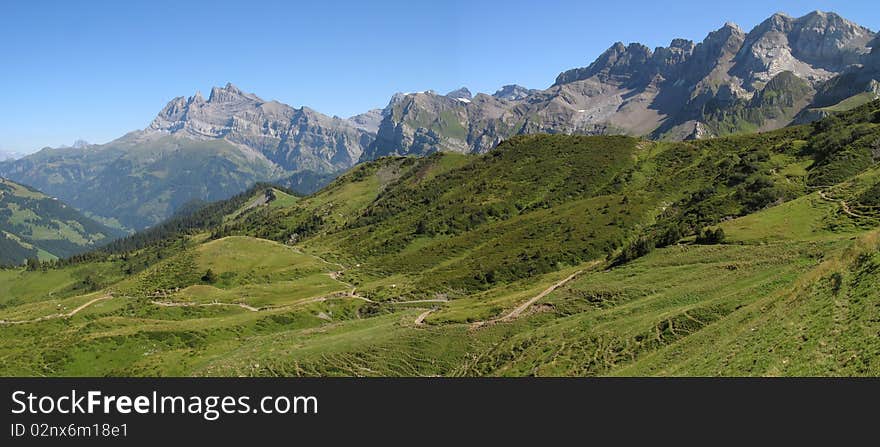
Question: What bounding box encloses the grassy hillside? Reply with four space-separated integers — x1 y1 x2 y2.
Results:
3 100 880 376
0 178 124 265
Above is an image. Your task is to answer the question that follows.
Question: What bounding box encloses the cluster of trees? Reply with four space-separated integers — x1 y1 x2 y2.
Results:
858 181 880 207
613 225 726 266
201 269 217 284
24 257 41 271
471 250 570 288
613 236 656 266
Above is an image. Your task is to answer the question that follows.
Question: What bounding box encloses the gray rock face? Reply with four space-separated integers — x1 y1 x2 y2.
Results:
790 11 874 67
347 109 383 134
732 11 874 88
867 35 880 67
362 10 877 161
810 31 880 109
555 42 657 86
148 83 374 174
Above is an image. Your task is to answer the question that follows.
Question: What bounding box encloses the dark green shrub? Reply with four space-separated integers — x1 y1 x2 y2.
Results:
201 269 217 284
696 228 726 245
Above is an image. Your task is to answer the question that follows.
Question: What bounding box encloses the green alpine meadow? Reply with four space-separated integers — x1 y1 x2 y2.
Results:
1 99 880 376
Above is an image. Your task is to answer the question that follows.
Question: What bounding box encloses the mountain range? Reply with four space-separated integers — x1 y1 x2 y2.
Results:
0 84 377 230
1 10 878 232
364 10 878 159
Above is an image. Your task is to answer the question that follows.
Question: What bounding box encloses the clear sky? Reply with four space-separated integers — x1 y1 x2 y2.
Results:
1 0 877 153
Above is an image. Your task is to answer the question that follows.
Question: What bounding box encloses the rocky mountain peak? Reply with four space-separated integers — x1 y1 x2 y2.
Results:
801 10 845 24
0 150 24 161
492 84 536 101
680 21 746 84
554 41 656 85
722 22 743 32
654 39 696 72
446 87 472 101
702 21 747 50
150 83 274 134
791 10 874 61
190 90 206 104
669 38 696 51
764 12 793 30
71 139 90 149
733 10 875 89
150 96 189 131
208 83 262 103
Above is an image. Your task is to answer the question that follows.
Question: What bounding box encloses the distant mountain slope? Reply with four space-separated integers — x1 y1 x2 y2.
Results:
0 135 283 230
0 84 376 230
0 178 123 265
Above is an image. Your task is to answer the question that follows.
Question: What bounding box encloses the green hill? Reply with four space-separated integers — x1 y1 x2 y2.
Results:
0 178 124 266
3 101 880 376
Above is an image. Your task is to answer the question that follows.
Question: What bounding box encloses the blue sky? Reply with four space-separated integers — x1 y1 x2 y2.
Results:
1 0 877 153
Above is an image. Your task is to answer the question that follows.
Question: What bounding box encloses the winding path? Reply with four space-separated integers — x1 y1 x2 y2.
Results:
414 309 435 325
394 298 448 305
470 261 600 329
150 300 260 312
149 293 453 314
150 291 376 313
0 294 113 325
819 190 866 219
